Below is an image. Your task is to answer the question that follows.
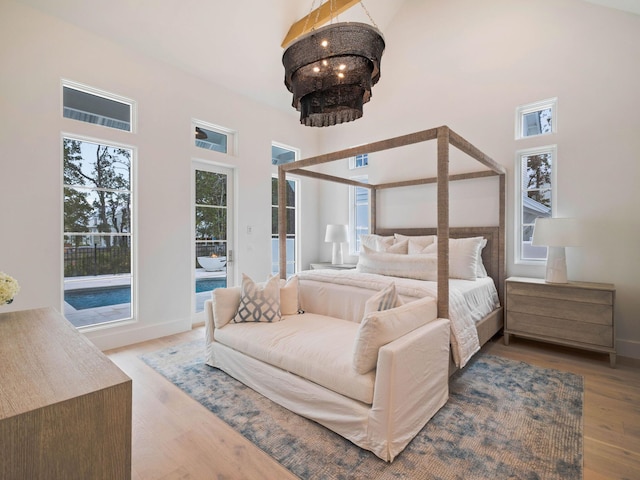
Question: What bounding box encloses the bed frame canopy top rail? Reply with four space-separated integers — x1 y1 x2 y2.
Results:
278 125 506 317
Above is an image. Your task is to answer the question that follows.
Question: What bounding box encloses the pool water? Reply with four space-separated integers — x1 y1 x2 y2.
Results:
64 277 227 310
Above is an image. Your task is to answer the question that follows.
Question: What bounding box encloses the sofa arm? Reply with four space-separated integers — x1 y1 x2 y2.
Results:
204 298 216 344
368 317 450 461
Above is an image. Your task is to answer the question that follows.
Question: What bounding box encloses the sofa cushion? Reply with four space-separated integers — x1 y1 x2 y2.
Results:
353 297 438 374
215 313 375 404
212 286 242 329
279 275 299 316
233 274 281 323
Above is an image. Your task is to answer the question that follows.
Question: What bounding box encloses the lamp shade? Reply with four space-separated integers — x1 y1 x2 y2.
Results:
325 224 349 243
531 218 581 247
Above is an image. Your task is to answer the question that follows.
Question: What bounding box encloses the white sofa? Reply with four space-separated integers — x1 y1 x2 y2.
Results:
203 279 450 462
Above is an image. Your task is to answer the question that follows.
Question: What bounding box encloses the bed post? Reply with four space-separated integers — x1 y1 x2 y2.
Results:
437 126 450 319
278 166 287 280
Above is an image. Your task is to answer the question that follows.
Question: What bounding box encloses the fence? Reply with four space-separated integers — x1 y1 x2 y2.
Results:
64 242 228 277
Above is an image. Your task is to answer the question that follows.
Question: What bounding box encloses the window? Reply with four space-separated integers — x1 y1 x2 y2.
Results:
194 120 236 155
515 145 556 263
271 176 299 277
349 176 369 254
62 81 133 132
516 98 557 139
349 153 369 169
63 136 134 328
272 144 298 165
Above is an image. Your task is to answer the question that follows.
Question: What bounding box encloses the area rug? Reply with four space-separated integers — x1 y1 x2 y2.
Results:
141 340 583 479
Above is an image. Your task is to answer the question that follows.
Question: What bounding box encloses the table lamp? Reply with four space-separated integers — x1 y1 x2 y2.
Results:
325 224 349 265
531 217 581 283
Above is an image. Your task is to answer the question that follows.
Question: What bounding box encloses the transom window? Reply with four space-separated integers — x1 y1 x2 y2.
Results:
194 121 236 155
349 153 369 169
515 145 556 263
62 81 133 132
516 98 557 139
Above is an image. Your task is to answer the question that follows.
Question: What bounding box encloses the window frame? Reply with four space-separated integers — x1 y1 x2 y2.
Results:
193 119 237 156
349 175 369 255
271 175 300 277
514 144 557 265
61 79 136 133
515 97 557 140
348 153 369 170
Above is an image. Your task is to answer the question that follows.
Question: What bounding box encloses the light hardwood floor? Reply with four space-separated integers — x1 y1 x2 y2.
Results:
106 326 640 480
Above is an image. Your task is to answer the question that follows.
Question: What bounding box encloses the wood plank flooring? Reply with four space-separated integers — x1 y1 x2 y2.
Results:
106 327 640 480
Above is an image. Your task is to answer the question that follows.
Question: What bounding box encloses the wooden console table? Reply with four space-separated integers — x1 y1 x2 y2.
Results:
0 307 132 479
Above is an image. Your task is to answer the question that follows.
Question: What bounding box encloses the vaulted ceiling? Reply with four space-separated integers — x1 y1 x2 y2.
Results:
14 0 639 115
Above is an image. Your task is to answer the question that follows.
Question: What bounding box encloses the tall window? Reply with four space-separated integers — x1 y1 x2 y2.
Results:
194 164 233 314
271 176 298 277
63 137 134 328
515 146 556 263
349 176 369 254
63 81 133 132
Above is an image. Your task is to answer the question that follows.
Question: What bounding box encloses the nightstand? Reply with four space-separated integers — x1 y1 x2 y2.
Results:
505 277 616 366
309 262 357 270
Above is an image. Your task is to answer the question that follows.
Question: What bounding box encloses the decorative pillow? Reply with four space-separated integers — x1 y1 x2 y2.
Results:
279 275 300 316
233 274 281 323
360 234 394 252
212 286 242 329
356 246 437 281
395 234 437 254
353 297 438 374
423 236 485 280
384 239 408 254
363 282 403 316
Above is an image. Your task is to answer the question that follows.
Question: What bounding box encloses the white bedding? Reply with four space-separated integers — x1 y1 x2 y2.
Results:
297 270 500 368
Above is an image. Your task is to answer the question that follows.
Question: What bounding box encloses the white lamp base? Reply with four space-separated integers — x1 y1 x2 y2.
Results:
545 246 568 283
331 242 343 265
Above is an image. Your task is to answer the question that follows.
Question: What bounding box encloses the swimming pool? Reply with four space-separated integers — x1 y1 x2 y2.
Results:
64 277 227 310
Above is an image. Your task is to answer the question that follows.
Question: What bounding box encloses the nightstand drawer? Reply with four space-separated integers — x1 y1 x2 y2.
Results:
508 311 614 347
506 282 613 306
507 293 613 326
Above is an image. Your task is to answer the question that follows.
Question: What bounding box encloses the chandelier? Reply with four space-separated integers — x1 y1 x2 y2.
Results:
282 4 385 127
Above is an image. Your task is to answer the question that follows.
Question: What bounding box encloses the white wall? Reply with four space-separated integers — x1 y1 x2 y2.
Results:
316 0 640 359
0 1 320 349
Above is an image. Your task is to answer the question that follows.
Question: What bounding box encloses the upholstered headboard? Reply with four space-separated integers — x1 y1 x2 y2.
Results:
374 226 504 305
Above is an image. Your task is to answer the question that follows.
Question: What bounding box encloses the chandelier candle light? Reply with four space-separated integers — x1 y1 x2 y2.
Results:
282 5 385 127
325 224 349 265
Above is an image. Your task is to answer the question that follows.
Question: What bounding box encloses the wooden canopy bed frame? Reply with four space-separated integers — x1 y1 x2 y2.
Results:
277 125 507 346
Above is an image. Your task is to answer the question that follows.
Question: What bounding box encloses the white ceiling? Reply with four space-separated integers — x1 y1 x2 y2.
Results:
14 0 639 113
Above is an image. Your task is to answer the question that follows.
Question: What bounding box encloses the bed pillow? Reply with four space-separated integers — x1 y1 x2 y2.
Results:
353 296 438 374
233 274 281 323
394 234 437 254
423 236 485 280
476 238 488 278
356 246 437 281
212 286 242 329
279 275 300 316
360 234 394 252
363 282 403 316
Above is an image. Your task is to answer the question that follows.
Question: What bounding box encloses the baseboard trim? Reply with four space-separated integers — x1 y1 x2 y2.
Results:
85 317 191 351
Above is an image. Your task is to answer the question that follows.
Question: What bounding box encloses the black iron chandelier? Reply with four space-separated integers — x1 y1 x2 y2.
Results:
282 4 385 127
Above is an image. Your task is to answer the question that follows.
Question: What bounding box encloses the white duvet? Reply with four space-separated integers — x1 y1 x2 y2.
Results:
297 270 499 368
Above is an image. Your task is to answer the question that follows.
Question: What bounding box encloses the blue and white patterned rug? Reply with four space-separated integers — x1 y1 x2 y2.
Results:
141 340 583 479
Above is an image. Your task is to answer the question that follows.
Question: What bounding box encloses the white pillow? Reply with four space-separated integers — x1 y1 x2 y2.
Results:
212 286 242 329
476 238 488 278
233 274 281 323
423 236 485 280
356 246 437 281
279 275 300 315
363 282 403 316
395 234 437 254
360 234 394 252
384 239 408 254
353 297 438 374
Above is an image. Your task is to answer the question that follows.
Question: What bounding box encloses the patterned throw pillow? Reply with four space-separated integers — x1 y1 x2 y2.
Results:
363 282 403 316
233 274 281 323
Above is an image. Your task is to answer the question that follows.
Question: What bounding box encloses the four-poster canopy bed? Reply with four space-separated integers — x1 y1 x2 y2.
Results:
277 125 506 334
